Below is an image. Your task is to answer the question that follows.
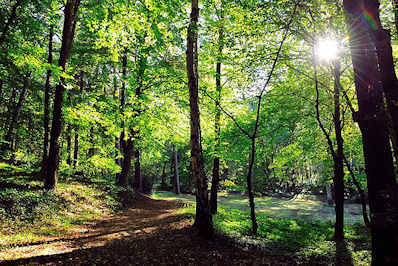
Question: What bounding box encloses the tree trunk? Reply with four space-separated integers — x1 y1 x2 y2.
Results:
66 125 72 165
73 127 78 168
367 2 398 167
313 51 345 240
332 60 345 240
186 0 213 238
173 144 181 194
2 74 29 154
161 161 167 189
343 155 371 227
344 1 398 264
0 0 25 47
393 0 398 36
326 184 334 206
134 148 142 191
210 9 224 215
247 137 258 234
118 139 133 186
45 0 80 190
40 26 53 177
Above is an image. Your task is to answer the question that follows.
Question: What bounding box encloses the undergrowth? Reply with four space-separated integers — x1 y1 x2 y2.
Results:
154 191 371 266
0 175 137 250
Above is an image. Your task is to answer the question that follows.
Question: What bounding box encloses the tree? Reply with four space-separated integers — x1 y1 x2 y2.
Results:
44 0 81 190
210 0 224 215
343 0 398 264
186 0 213 238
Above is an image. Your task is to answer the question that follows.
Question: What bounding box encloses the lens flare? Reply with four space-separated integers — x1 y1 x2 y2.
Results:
316 39 339 62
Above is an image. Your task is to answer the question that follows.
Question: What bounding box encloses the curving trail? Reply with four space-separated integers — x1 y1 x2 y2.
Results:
0 196 312 266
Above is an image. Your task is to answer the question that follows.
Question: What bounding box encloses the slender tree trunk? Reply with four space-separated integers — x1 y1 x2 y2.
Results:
2 74 29 155
161 161 167 189
66 125 72 165
186 0 213 238
173 144 180 194
87 126 94 157
343 155 370 227
332 60 345 240
344 1 398 264
40 26 53 177
0 0 24 47
73 72 84 169
134 148 142 191
45 0 80 190
210 9 224 214
313 56 345 240
247 137 258 234
73 127 78 168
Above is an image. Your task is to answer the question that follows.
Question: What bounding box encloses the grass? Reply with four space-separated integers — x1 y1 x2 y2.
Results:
0 175 137 250
153 190 371 265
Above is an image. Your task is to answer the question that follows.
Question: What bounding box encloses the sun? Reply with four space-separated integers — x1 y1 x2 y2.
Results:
315 38 340 62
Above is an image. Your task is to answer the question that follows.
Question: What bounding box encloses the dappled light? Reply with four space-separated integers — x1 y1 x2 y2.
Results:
2 0 398 264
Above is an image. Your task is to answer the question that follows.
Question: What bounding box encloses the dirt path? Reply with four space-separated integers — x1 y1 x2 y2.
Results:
0 196 311 266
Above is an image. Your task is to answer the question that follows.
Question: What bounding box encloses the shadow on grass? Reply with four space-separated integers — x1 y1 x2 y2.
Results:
0 180 42 191
335 240 353 266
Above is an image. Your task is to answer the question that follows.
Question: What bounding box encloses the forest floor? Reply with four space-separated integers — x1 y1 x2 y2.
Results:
0 176 370 265
1 194 312 266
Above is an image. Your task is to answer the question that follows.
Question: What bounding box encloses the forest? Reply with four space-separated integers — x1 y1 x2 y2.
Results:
1 0 398 265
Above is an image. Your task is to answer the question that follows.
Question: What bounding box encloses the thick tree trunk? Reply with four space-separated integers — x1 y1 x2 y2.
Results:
210 13 224 215
393 0 398 36
344 1 398 265
332 61 345 240
186 0 213 238
366 2 398 167
40 26 53 177
173 144 180 194
118 139 133 186
45 0 80 190
0 0 25 47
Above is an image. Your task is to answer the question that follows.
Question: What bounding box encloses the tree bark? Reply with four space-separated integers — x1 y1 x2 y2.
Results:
45 0 80 190
210 7 224 215
118 139 133 186
366 1 398 167
134 148 142 191
344 1 398 264
313 55 345 240
73 127 78 168
0 0 25 47
66 125 72 165
332 60 345 240
40 25 53 177
247 137 258 234
173 144 181 194
161 161 167 189
186 0 213 238
343 155 371 227
393 0 398 36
